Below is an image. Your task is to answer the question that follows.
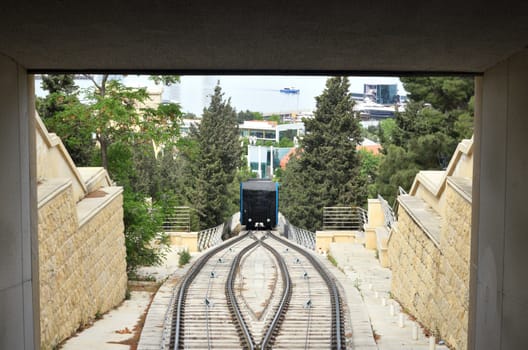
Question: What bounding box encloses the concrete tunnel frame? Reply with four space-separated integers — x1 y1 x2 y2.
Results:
1 49 528 349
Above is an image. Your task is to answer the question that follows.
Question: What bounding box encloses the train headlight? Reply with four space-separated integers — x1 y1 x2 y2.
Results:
267 218 271 222
248 218 252 222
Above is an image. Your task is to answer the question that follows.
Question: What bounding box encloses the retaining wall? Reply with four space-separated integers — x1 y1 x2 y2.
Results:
389 182 471 349
38 182 126 349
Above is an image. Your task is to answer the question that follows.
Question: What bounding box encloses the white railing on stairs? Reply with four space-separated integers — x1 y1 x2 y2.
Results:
378 194 396 229
288 224 316 251
197 223 224 252
323 206 368 231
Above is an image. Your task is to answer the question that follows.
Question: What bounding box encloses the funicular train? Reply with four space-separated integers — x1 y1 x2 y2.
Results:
240 179 279 230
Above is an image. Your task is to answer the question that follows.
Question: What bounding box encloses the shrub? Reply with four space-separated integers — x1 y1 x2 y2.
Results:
178 249 191 267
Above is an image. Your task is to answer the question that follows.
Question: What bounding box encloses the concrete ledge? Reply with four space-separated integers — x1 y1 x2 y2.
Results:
398 195 442 247
447 176 472 203
77 186 123 227
36 114 88 199
364 224 377 250
138 257 197 350
37 178 72 209
168 232 198 252
414 170 446 197
78 167 112 192
315 230 357 252
376 226 389 267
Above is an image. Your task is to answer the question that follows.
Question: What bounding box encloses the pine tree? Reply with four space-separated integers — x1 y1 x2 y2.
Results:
375 77 474 204
192 84 242 229
281 77 366 231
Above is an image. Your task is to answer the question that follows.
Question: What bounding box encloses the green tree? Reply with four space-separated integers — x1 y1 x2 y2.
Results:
281 77 366 231
358 149 381 198
122 191 169 273
400 77 473 113
268 114 281 123
375 77 474 203
101 142 170 273
378 118 396 145
82 75 182 169
237 109 263 123
39 74 184 272
149 75 180 86
278 137 295 147
36 74 96 165
191 84 242 229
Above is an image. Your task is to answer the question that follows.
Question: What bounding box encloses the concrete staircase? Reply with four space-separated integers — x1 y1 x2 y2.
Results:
36 113 117 219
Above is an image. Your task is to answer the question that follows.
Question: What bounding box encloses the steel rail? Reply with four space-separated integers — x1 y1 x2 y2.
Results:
225 238 260 350
268 233 346 350
259 237 293 349
204 240 238 349
170 231 251 350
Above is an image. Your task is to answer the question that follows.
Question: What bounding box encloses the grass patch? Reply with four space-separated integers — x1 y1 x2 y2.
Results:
327 254 338 267
127 271 157 281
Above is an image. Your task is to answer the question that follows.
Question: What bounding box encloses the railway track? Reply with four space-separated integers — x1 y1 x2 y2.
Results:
263 233 346 349
168 230 347 349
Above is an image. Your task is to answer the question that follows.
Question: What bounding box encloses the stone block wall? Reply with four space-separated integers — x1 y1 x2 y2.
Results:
38 183 126 349
388 182 471 349
437 184 471 348
315 231 357 252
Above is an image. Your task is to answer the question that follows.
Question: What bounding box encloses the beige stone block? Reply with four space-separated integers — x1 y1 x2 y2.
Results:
179 232 198 252
379 249 389 267
367 199 386 226
364 226 377 250
315 231 334 252
332 231 356 243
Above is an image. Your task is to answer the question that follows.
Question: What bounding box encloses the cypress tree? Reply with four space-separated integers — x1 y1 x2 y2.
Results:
281 77 366 231
192 83 242 229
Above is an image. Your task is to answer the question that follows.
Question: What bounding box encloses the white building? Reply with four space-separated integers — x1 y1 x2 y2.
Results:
239 120 305 142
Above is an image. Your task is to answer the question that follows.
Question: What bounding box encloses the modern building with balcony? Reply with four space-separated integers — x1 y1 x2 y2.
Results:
239 120 305 142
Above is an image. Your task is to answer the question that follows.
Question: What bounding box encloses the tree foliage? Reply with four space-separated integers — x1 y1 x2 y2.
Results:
122 191 169 272
37 74 184 273
78 75 182 169
237 109 263 123
358 149 381 198
36 75 96 165
375 76 474 204
280 77 366 231
190 84 243 229
149 75 180 86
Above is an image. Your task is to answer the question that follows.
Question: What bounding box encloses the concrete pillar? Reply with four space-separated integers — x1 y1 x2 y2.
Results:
470 49 528 349
0 54 39 349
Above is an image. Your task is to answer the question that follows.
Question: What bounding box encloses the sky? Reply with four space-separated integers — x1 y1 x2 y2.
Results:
35 75 407 116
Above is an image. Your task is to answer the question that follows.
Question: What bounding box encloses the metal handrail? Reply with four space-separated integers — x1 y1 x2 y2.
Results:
378 194 396 229
288 224 316 251
323 206 368 231
197 223 224 251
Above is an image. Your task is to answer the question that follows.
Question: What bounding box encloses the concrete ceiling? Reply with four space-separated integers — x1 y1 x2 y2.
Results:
1 1 527 74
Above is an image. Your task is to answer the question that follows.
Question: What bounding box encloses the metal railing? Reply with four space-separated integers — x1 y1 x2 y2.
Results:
323 206 368 231
163 206 191 232
197 223 224 251
288 224 316 251
378 194 396 229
